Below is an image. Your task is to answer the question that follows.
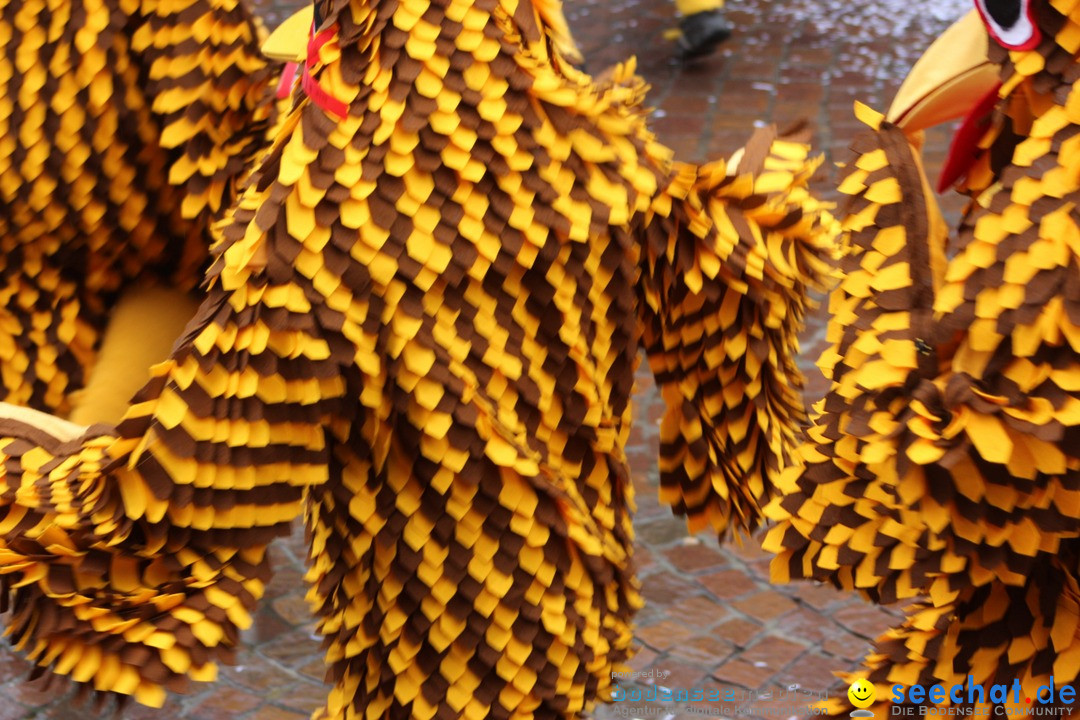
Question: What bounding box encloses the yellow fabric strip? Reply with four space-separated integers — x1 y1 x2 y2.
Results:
675 0 725 16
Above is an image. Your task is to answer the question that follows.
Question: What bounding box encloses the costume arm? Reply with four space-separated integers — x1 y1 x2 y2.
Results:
0 262 345 705
638 125 838 538
130 0 282 219
764 105 1080 605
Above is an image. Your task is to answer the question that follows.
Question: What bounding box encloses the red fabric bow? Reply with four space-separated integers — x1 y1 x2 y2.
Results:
274 23 349 119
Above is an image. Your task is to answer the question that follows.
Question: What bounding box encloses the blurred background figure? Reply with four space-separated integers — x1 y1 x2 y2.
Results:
672 0 732 59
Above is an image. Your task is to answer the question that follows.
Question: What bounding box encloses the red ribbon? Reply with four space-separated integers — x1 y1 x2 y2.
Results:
275 22 349 117
276 62 299 100
301 26 349 118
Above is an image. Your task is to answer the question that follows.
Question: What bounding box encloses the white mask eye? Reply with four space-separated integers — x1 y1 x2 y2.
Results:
975 0 1042 50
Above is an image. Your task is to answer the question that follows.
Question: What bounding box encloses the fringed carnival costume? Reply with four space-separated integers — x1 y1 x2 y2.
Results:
0 0 836 716
763 0 1080 715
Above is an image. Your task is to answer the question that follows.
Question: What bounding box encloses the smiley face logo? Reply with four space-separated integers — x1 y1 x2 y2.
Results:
848 679 876 709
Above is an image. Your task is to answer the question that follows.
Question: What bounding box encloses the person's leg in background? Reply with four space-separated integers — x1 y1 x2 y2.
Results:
673 0 732 60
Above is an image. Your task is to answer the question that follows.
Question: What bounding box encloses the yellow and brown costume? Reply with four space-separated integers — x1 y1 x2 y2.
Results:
0 0 835 716
763 0 1080 713
0 0 280 420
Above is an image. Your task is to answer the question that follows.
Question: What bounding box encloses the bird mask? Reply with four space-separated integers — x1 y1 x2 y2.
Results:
887 0 1080 192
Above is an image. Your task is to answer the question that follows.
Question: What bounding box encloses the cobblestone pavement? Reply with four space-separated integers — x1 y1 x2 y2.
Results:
0 1 976 717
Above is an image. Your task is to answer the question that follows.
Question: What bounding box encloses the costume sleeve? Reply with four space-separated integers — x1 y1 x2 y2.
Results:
129 0 282 219
0 261 345 706
637 125 838 539
763 105 1080 606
